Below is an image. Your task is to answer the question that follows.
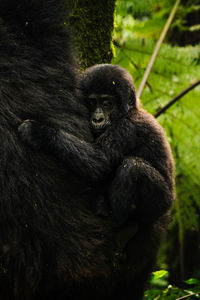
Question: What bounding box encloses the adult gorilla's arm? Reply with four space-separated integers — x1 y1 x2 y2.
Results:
18 120 111 182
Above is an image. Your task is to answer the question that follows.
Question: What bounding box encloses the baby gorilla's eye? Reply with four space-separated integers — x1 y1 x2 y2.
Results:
103 101 113 109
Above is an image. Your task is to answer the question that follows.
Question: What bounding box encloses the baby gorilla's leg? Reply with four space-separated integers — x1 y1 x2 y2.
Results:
109 157 171 225
109 158 138 225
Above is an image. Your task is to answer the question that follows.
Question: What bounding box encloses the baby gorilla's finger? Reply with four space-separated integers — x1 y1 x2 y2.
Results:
18 120 43 150
18 120 35 140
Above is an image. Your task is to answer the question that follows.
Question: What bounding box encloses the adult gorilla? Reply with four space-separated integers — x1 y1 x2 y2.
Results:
0 1 172 299
0 0 113 299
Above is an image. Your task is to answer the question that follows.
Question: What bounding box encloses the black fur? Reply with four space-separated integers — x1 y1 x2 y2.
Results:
81 65 175 225
19 63 175 299
0 1 119 299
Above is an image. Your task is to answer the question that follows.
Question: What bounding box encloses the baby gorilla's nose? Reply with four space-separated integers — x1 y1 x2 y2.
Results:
93 116 104 123
92 114 105 124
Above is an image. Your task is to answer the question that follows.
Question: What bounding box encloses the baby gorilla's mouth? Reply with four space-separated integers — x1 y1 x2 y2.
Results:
91 121 110 133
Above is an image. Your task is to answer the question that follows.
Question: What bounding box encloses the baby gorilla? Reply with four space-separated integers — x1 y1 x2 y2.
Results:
19 64 174 226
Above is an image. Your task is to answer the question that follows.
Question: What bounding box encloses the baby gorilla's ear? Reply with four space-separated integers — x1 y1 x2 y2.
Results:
128 88 137 108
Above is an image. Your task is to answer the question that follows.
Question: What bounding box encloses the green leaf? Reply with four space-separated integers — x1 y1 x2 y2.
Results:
185 278 200 285
151 270 169 283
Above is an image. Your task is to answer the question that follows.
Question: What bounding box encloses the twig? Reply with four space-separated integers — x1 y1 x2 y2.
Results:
176 292 200 300
154 80 200 118
137 0 181 98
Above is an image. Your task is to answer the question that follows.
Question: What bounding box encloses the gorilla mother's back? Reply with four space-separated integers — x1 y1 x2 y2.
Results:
0 0 114 298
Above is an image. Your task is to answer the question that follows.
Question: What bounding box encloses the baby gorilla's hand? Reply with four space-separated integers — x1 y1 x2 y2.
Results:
18 120 50 150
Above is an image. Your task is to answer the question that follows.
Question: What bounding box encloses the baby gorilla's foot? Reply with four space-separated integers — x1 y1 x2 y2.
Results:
18 120 47 150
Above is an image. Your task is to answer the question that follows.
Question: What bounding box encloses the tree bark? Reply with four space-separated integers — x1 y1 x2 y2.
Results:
69 0 117 69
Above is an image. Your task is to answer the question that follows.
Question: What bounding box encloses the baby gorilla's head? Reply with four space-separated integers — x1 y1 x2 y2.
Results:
81 64 138 135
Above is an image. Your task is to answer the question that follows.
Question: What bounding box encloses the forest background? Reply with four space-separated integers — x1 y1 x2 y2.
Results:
69 0 200 298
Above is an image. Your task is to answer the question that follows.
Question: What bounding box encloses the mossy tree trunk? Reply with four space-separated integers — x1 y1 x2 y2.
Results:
69 0 117 69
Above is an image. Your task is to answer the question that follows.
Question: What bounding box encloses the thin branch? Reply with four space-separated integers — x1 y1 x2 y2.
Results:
154 80 200 118
176 292 200 300
137 0 181 98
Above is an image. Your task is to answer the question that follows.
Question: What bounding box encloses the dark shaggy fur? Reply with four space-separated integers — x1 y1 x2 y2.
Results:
18 63 175 299
0 1 118 299
80 64 175 225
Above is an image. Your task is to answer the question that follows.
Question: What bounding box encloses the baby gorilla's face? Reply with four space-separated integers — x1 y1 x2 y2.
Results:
88 94 115 135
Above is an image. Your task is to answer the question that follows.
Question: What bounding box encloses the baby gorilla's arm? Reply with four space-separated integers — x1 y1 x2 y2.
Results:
18 120 111 182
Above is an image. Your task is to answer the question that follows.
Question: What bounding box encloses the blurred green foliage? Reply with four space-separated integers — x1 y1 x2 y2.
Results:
144 271 200 299
113 0 200 296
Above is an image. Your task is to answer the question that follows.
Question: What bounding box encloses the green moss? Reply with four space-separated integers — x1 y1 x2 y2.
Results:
69 0 117 69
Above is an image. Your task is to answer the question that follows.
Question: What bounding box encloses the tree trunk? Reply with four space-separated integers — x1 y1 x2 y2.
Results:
69 0 117 69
